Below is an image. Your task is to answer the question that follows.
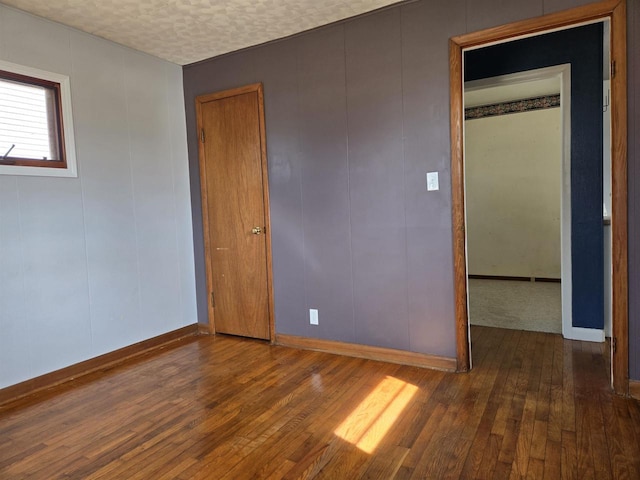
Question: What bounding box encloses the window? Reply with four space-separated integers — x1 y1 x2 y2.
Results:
0 60 77 177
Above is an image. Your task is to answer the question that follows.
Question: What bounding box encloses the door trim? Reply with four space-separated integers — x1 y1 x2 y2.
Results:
195 83 276 343
449 0 628 395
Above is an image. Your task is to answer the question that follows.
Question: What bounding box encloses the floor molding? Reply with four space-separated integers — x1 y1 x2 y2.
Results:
468 274 561 283
0 324 201 408
276 334 456 372
630 380 640 400
197 322 212 335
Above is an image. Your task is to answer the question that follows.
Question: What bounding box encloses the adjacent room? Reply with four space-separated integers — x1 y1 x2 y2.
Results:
0 0 639 478
465 72 565 334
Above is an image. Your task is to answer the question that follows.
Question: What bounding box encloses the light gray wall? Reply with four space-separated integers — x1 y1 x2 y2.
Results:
183 0 630 362
0 5 197 389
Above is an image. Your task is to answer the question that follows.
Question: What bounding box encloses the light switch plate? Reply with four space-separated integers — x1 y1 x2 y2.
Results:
427 172 439 191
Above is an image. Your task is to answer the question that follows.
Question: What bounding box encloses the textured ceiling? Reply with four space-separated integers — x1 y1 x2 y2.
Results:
1 0 402 65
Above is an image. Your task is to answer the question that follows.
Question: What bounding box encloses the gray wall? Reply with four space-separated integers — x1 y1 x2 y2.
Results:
0 5 197 389
183 0 640 373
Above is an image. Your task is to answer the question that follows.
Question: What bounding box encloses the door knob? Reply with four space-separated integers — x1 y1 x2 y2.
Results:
251 226 263 235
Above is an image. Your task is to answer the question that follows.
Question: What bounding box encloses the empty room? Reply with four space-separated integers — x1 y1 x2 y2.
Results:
0 0 639 478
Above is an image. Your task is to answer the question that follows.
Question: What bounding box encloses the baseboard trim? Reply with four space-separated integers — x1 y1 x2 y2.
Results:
276 334 456 372
0 324 201 408
629 380 640 400
468 274 561 283
197 322 212 335
563 326 605 343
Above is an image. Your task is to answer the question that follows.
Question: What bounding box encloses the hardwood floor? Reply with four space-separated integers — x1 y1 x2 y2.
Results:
1 326 639 479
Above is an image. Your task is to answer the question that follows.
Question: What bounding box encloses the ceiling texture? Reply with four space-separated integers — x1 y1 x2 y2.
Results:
0 0 402 65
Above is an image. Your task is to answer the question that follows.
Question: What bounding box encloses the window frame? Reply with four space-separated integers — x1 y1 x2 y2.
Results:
0 60 77 177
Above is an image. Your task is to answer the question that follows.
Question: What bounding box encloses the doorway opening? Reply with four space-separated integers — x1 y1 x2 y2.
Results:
465 66 570 338
449 0 628 395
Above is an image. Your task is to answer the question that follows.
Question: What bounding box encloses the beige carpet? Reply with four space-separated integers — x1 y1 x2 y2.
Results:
468 278 562 334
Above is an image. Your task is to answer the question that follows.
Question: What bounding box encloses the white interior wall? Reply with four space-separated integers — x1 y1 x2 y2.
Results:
465 108 562 278
0 5 197 389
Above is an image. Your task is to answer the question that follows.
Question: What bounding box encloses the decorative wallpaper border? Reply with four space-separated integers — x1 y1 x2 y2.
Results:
465 94 560 120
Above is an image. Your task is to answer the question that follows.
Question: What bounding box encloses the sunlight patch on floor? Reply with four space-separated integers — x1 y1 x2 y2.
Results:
334 376 418 454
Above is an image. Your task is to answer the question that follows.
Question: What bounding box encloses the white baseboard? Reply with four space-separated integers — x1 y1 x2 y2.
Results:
563 326 605 342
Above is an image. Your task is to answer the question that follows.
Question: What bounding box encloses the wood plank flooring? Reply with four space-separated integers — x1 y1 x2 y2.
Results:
1 326 639 479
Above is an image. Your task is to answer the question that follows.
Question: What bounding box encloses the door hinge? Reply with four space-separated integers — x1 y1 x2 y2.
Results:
200 129 205 143
611 61 616 79
210 291 215 307
612 337 617 353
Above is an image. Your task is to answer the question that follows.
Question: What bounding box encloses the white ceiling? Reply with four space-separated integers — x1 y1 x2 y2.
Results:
0 0 402 65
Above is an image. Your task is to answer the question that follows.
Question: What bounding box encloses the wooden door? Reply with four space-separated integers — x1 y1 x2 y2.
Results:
196 84 273 340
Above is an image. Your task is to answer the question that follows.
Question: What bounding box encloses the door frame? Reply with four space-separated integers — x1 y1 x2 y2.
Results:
195 83 276 342
449 0 628 394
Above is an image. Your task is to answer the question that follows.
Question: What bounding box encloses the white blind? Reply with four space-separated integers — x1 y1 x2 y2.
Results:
0 78 56 160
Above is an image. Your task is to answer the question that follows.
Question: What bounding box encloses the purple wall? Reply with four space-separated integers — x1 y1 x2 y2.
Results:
183 0 640 374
